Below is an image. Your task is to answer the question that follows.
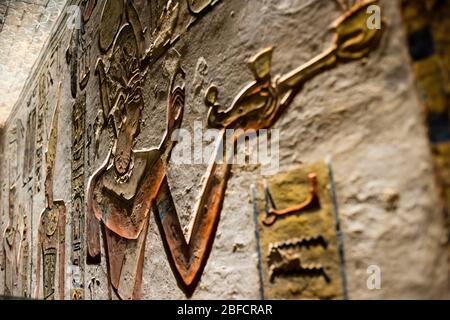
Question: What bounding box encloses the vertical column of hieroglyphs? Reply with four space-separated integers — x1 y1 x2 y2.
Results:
70 93 86 300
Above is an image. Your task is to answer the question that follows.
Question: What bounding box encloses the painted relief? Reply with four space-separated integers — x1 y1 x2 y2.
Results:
9 120 24 184
79 40 91 91
34 83 66 300
16 205 30 298
70 93 87 300
3 187 16 296
35 73 48 194
23 109 36 185
67 31 79 98
187 0 216 14
253 162 345 299
85 0 384 299
81 0 97 22
400 0 450 261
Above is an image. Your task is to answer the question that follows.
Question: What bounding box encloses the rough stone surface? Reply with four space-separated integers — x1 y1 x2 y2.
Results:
0 0 449 299
0 0 67 123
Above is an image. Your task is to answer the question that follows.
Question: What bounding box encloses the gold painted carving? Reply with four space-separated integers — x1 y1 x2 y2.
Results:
206 0 385 131
254 162 344 299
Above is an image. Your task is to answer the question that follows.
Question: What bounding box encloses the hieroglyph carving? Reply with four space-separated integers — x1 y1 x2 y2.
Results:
35 83 66 300
87 0 384 298
3 187 16 296
254 163 345 299
70 93 87 300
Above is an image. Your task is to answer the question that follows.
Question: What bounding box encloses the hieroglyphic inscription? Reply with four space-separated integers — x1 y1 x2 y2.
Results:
23 109 36 185
79 41 91 91
35 72 47 193
66 30 79 98
99 0 124 53
34 83 66 300
17 205 29 297
86 0 384 298
70 93 86 299
253 162 345 299
2 187 16 296
9 121 24 184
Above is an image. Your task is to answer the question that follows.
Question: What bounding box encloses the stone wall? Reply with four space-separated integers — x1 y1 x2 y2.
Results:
0 0 449 300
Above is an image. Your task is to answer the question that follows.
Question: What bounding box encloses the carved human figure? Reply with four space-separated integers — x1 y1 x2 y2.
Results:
87 0 385 298
3 187 17 296
87 2 186 296
34 83 66 300
3 227 15 296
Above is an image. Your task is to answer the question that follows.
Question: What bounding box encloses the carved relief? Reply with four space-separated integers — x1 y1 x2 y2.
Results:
84 0 384 298
81 0 97 22
34 83 66 300
9 120 24 184
3 187 16 296
66 30 79 98
79 40 91 91
35 73 48 194
99 0 124 53
187 0 215 15
70 93 86 299
253 162 345 299
23 109 36 185
16 205 30 297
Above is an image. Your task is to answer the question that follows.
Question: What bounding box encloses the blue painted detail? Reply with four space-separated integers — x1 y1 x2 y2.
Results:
427 112 450 143
408 26 435 61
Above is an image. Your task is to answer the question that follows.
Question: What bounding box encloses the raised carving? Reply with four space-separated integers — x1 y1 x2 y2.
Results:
23 109 36 185
79 40 91 90
205 1 385 131
86 0 383 298
17 205 30 297
253 162 344 299
70 93 87 299
3 187 16 296
262 173 320 226
99 0 124 53
187 0 214 14
9 120 24 184
81 0 97 22
35 72 48 193
34 83 66 300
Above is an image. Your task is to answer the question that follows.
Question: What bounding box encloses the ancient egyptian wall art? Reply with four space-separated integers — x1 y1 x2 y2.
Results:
35 71 49 194
34 83 66 300
81 0 97 22
79 40 91 91
16 205 30 298
67 30 79 99
400 0 450 261
8 120 24 184
84 0 384 299
3 187 16 296
187 0 216 15
23 109 36 185
70 93 87 300
252 162 346 299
